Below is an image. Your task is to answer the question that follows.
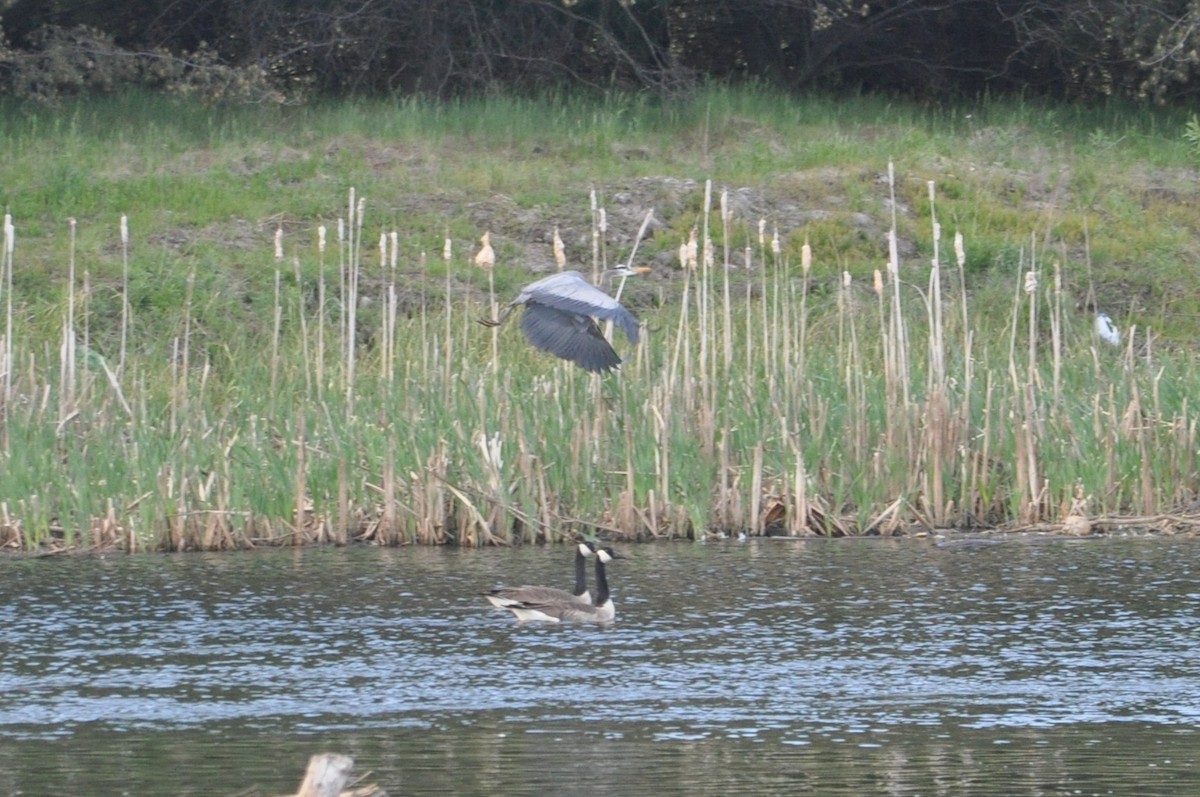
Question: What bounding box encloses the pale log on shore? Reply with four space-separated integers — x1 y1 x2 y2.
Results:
278 753 388 797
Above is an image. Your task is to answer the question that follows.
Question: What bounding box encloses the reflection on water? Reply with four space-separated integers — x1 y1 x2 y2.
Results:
1 538 1198 795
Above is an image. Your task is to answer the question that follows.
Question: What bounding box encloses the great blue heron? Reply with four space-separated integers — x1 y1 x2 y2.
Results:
479 266 646 373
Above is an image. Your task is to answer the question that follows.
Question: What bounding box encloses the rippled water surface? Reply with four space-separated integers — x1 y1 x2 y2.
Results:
2 537 1199 795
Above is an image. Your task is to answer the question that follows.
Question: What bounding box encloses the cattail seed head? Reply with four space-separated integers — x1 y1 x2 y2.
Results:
318 224 326 253
553 226 566 271
120 214 128 245
474 231 495 270
274 227 283 261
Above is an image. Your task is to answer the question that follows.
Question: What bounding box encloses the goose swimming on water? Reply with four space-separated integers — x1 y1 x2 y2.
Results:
483 541 596 609
500 545 625 625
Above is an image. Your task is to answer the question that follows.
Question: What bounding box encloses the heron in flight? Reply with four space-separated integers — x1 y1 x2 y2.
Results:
480 266 647 373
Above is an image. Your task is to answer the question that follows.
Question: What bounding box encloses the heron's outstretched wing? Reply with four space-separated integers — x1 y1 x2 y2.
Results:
522 271 641 343
520 303 622 373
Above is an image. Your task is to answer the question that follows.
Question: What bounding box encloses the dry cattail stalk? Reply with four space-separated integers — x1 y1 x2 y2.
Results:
119 214 130 376
62 217 78 416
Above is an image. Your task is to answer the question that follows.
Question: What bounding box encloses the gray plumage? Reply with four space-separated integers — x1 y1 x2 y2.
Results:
480 268 642 373
484 542 595 609
501 546 625 625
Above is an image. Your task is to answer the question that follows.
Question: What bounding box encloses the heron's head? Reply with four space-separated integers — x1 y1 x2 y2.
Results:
609 264 652 277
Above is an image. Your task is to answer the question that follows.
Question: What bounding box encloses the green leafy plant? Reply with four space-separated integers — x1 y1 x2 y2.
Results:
1183 113 1200 160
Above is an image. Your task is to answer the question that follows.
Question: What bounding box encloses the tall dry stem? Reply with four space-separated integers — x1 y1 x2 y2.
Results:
119 214 130 377
60 218 78 422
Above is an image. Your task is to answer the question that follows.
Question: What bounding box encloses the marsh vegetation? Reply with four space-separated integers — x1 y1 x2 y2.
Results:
1 88 1198 550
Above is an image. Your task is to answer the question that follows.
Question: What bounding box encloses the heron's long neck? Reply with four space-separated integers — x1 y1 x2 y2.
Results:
599 269 628 300
572 547 588 597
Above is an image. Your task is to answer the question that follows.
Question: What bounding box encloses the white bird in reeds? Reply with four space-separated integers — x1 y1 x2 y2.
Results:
1095 312 1120 346
483 541 596 608
497 545 626 625
479 265 647 373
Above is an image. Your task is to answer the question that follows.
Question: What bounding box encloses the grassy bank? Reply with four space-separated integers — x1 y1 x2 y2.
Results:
1 87 1198 550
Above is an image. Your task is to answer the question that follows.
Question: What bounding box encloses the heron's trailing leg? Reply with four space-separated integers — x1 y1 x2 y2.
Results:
478 304 516 329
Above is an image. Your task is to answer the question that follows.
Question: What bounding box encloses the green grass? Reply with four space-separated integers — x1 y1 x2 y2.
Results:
1 86 1198 550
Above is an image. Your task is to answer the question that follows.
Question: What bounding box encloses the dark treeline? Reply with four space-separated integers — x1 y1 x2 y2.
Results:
2 0 1199 103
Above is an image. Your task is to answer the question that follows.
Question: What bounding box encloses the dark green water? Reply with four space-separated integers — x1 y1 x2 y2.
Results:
1 537 1198 795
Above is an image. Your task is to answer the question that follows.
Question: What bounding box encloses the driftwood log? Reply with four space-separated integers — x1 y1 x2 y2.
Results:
275 753 388 797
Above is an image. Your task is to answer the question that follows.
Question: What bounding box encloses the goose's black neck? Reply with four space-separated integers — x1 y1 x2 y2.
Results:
593 555 611 604
572 546 588 598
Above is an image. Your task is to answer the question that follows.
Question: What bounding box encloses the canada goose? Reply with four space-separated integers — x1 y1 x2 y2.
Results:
501 546 625 625
483 541 595 609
